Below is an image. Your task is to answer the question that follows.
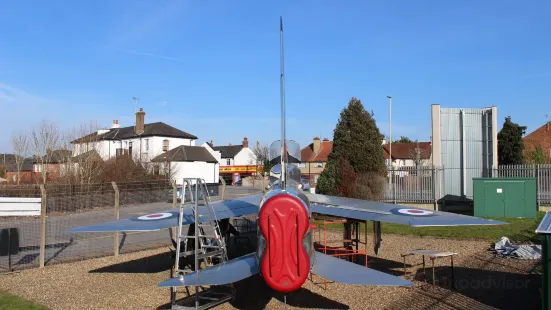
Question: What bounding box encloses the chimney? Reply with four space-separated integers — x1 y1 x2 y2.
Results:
229 143 232 146
111 119 120 129
135 108 145 135
313 137 321 153
322 137 329 142
242 137 249 148
210 140 214 146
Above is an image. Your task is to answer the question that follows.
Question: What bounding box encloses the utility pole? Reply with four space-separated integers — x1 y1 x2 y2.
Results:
387 96 392 185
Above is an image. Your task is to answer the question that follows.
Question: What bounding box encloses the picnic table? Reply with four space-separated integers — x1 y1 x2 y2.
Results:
400 249 457 288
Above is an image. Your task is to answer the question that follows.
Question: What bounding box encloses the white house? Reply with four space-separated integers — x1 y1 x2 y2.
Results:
71 108 198 162
383 141 432 168
70 108 219 184
150 145 219 185
208 138 257 184
209 137 256 166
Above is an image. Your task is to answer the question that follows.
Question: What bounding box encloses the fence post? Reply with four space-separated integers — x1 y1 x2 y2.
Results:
172 180 177 242
39 184 46 268
220 176 226 200
537 165 541 211
111 181 119 257
393 173 396 204
432 166 437 210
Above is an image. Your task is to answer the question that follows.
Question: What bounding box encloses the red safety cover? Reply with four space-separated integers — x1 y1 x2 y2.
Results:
258 194 310 293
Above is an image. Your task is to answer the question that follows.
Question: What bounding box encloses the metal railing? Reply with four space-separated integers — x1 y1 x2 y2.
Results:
492 164 551 205
381 164 551 206
382 165 444 204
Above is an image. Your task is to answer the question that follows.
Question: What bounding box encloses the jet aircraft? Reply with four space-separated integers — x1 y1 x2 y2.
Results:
67 16 507 308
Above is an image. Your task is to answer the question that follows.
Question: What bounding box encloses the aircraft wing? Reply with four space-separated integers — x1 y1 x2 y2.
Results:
307 193 507 227
66 193 263 233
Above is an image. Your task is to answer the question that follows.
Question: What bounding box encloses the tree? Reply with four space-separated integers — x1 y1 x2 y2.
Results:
31 120 61 184
316 97 387 200
497 116 526 165
408 139 429 167
59 123 105 185
395 136 413 143
526 145 547 164
11 129 30 185
252 142 272 176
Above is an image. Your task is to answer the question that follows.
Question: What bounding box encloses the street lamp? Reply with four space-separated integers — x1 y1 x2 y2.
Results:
387 96 392 169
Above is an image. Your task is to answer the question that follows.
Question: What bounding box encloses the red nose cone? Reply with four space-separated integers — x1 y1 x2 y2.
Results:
258 194 310 293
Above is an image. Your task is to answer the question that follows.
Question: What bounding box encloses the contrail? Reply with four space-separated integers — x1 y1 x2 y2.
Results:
110 46 184 62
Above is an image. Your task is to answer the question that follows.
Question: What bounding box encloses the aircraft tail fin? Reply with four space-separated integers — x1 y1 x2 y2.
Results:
311 252 413 287
157 253 259 287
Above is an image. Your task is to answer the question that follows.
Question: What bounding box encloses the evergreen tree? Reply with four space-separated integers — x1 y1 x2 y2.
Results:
395 136 412 143
316 97 387 199
497 116 526 165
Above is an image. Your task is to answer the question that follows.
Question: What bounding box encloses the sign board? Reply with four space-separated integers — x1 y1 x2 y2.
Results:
219 165 262 173
0 197 42 216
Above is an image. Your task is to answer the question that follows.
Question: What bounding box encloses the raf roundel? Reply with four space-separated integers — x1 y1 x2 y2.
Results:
137 212 174 221
397 208 434 216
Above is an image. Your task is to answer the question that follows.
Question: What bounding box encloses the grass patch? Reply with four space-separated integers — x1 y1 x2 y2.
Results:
0 291 48 310
314 211 545 244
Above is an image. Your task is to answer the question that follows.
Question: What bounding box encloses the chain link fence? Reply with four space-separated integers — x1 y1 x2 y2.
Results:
0 180 263 273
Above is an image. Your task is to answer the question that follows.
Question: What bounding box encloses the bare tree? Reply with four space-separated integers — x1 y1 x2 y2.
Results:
59 122 105 185
30 120 61 184
11 129 30 185
252 142 270 177
408 140 430 168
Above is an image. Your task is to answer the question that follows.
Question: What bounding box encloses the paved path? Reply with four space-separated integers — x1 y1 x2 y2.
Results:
0 186 262 272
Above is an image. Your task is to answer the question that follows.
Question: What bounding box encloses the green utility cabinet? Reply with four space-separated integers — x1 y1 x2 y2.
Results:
473 178 537 219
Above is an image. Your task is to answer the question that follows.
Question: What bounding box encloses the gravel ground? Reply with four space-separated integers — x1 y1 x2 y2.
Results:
0 230 541 310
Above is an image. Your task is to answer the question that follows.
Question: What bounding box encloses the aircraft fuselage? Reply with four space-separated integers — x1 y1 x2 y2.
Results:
256 165 315 293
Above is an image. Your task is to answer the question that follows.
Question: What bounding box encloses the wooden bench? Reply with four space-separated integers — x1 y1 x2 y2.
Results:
0 197 42 216
401 249 457 288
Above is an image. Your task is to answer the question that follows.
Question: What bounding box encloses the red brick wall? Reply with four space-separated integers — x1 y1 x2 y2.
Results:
4 171 34 184
523 123 551 159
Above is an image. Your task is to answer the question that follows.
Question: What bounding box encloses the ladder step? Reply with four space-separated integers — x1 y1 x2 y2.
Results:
198 297 219 301
179 235 217 239
197 250 224 260
198 224 213 227
178 249 204 257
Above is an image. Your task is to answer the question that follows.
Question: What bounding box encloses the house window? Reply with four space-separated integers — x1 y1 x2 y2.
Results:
163 139 169 152
116 148 128 157
129 142 133 156
314 162 323 168
145 139 149 151
298 163 305 168
226 159 231 165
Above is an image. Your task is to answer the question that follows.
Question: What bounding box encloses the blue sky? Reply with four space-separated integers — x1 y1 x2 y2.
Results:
1 0 550 153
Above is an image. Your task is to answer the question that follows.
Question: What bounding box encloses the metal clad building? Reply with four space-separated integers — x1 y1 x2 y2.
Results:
431 104 498 201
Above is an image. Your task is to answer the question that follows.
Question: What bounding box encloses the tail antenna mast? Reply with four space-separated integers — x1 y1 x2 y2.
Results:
280 16 287 188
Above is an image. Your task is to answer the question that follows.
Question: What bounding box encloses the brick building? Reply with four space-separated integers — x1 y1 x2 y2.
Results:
523 121 551 161
300 137 333 186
